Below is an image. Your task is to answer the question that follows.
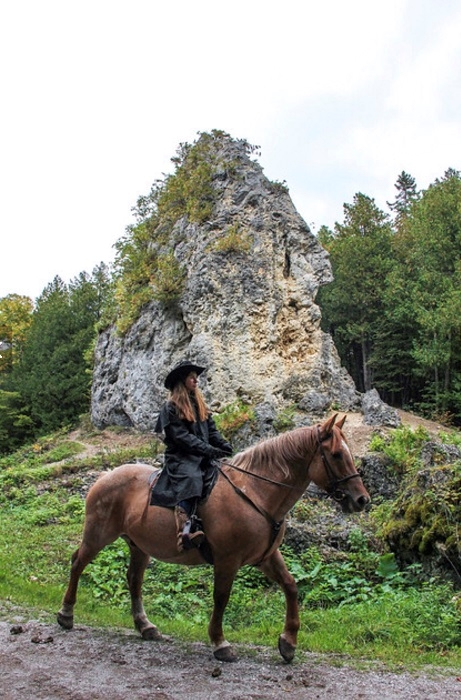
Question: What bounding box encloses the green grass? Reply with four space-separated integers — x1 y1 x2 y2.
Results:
1 507 460 670
1 428 461 672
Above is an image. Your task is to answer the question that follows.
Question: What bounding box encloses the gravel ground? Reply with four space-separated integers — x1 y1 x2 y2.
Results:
1 614 460 700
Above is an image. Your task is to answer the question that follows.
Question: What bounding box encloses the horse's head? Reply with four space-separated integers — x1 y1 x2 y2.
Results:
310 414 370 513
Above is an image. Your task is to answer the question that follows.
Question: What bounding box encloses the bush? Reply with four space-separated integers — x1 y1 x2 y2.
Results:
214 400 255 437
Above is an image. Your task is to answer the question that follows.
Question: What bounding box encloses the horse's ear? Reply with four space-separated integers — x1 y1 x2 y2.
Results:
336 415 346 430
319 414 338 440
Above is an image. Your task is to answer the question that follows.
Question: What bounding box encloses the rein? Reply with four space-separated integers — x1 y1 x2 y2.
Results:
218 460 293 488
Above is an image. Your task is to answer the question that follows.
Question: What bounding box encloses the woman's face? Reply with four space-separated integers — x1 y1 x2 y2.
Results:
184 372 199 391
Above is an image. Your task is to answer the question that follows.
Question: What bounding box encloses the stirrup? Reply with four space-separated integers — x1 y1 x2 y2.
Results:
181 518 205 550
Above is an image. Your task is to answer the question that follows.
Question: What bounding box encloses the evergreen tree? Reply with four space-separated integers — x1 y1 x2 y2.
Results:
12 266 113 436
387 171 419 228
0 389 34 453
0 295 35 450
317 194 394 392
389 169 461 417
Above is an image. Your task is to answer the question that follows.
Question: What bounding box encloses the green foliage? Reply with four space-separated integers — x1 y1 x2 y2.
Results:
369 424 429 473
0 389 34 454
368 425 461 569
0 294 33 373
151 251 186 303
210 223 253 254
214 399 255 437
303 583 461 661
156 136 216 225
376 461 461 561
82 542 131 604
438 429 461 448
269 179 289 194
273 405 297 433
3 268 113 445
317 169 461 419
281 537 420 609
387 170 420 228
0 430 154 504
395 171 461 417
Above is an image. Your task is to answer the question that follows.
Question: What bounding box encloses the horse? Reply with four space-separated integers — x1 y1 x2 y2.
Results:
57 414 370 663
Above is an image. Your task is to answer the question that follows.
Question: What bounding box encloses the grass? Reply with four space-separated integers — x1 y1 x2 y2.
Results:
1 506 460 671
1 427 461 673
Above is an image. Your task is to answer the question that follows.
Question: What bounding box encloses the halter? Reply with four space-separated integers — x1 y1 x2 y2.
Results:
316 425 362 502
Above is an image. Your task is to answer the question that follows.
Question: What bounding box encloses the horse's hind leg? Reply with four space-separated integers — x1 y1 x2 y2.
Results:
57 539 102 630
125 539 162 641
257 548 300 663
58 507 121 630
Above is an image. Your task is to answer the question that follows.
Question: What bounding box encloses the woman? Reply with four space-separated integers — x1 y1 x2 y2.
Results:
151 360 232 552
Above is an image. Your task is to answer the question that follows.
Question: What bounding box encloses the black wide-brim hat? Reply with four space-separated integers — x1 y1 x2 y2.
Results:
164 360 206 390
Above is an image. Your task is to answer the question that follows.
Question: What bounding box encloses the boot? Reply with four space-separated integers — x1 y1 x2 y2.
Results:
174 506 205 552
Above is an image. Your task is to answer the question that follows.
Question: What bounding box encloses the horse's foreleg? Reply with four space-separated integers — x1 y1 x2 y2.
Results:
57 541 98 630
258 549 300 663
209 565 238 662
126 540 162 641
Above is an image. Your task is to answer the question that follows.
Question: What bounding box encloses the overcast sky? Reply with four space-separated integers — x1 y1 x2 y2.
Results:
1 0 460 300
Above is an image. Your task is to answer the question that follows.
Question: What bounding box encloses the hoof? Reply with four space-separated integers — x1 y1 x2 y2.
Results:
278 635 295 663
57 612 74 630
213 645 238 663
141 626 162 641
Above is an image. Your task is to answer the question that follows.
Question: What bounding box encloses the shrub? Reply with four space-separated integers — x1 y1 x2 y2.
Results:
369 424 429 474
210 223 253 254
214 400 255 437
151 252 186 303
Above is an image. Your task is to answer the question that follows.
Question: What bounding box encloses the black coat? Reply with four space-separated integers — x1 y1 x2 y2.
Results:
150 401 232 507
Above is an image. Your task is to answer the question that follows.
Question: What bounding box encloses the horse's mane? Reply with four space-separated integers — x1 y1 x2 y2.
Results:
230 426 317 479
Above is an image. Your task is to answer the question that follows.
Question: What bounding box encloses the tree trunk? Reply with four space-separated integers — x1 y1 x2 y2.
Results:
361 334 372 392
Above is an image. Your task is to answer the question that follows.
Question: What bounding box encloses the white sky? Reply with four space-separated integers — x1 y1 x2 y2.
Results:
1 0 460 300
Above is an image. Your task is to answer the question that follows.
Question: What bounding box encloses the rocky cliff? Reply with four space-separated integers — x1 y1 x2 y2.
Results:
91 132 359 431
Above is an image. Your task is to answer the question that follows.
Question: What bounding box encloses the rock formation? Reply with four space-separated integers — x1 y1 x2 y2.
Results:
91 132 359 430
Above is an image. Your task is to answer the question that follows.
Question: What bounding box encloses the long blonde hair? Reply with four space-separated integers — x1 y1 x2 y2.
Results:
170 382 210 422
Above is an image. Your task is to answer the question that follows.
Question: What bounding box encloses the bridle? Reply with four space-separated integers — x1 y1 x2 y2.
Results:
316 425 362 502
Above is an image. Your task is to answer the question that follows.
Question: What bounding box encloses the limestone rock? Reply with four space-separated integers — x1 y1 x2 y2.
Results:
91 133 359 430
362 388 401 428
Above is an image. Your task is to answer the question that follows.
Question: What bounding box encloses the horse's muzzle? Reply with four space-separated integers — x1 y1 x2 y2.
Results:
339 492 370 513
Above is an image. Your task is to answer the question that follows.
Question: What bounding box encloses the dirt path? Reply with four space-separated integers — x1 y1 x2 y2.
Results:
65 408 449 465
1 613 459 700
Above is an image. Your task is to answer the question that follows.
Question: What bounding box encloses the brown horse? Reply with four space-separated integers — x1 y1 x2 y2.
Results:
57 414 370 663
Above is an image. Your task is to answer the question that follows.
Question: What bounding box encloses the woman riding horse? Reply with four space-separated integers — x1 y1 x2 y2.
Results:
57 413 370 663
151 360 232 551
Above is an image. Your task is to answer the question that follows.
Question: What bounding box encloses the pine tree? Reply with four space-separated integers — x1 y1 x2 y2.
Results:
317 194 394 392
389 170 461 416
387 171 419 227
